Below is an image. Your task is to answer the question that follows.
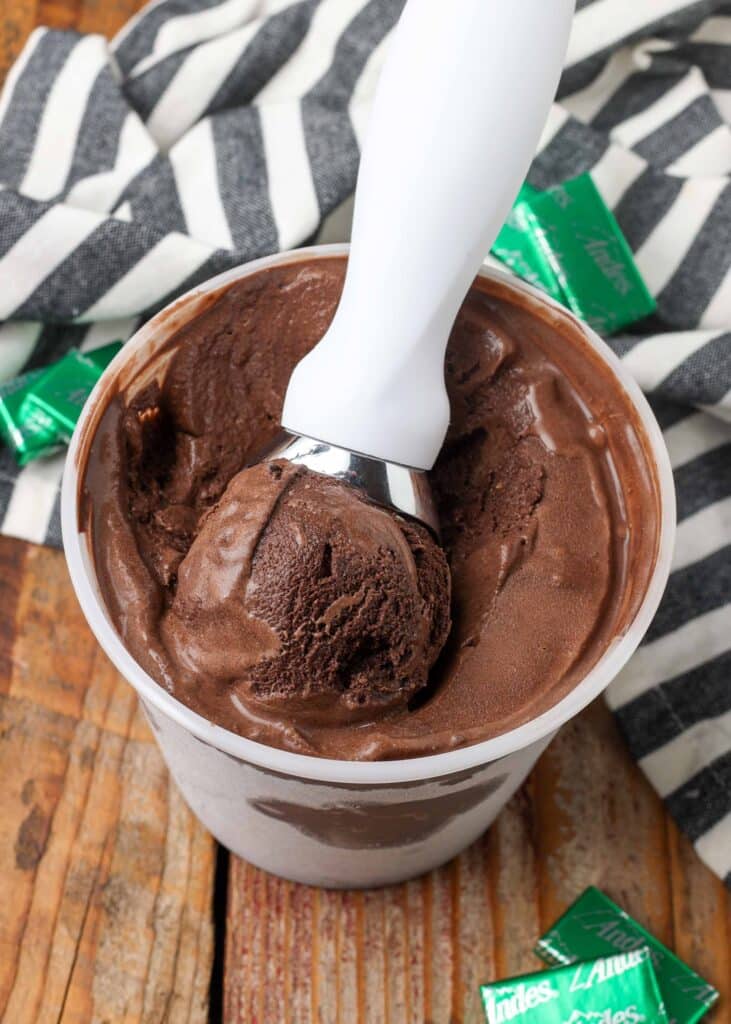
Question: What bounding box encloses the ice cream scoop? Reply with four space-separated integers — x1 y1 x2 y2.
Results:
160 460 451 729
268 0 575 533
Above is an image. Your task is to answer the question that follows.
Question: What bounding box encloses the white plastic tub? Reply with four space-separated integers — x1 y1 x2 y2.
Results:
62 245 676 888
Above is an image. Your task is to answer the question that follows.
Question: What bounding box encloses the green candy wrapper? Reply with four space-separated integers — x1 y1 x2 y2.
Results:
0 369 64 465
535 888 719 1024
20 341 122 444
492 174 656 335
0 341 123 465
491 183 561 298
481 948 668 1024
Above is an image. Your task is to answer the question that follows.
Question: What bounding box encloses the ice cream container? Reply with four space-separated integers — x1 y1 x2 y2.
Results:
62 245 676 888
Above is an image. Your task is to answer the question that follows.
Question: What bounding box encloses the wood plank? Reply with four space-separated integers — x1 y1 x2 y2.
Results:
0 0 144 83
226 699 731 1023
37 0 82 32
0 0 38 85
533 700 674 942
0 540 216 1023
74 0 144 41
486 787 540 983
668 818 731 1015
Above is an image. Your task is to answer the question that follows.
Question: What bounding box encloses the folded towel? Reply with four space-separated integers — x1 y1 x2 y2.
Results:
0 0 728 885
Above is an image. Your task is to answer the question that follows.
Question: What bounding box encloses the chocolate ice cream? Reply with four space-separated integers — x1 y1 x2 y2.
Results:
160 460 450 729
82 255 660 760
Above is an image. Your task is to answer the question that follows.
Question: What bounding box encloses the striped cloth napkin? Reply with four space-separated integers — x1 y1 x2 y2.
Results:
0 0 728 885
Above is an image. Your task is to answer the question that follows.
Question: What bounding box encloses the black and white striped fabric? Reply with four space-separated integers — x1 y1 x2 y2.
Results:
0 0 728 884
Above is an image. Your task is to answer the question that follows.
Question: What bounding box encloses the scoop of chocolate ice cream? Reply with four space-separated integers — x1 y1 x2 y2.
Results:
159 460 451 724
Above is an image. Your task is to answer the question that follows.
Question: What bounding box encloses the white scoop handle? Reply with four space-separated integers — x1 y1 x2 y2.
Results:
282 0 574 470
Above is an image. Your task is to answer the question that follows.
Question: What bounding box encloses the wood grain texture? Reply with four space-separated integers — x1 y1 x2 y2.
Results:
0 0 37 85
0 538 215 1023
226 700 731 1024
0 0 144 83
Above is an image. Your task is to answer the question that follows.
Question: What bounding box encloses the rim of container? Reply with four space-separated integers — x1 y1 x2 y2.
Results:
62 244 676 786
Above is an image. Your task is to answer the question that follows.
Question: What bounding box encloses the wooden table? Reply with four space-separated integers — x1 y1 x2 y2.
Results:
0 4 730 1021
